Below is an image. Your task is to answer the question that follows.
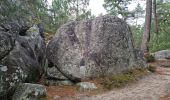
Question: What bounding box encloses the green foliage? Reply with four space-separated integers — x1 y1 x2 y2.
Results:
46 0 70 33
103 0 132 20
101 68 146 89
131 25 143 48
0 0 48 29
0 0 92 34
130 1 170 53
149 2 170 52
44 0 92 33
103 0 170 53
69 0 91 21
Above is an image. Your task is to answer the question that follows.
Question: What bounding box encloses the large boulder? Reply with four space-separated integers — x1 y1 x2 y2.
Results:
0 21 46 99
47 15 146 82
154 49 170 60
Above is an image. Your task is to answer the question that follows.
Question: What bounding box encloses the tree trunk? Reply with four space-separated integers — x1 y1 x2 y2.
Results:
76 0 79 21
153 0 158 34
141 0 152 53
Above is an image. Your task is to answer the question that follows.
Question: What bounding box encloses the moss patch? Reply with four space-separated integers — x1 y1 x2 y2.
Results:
101 68 147 90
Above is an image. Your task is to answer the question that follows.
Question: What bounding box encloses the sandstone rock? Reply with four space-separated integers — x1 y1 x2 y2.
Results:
12 83 46 100
76 82 97 91
0 22 46 98
47 15 146 81
154 50 170 60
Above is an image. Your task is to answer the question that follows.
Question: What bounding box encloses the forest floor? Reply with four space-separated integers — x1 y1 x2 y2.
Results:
45 60 170 100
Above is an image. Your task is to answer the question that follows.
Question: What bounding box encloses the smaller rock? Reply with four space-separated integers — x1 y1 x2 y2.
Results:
76 82 97 91
0 65 8 72
45 79 74 86
12 83 46 100
154 50 170 60
53 95 60 99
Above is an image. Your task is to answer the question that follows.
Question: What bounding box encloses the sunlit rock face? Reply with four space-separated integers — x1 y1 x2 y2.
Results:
47 15 146 82
0 21 46 99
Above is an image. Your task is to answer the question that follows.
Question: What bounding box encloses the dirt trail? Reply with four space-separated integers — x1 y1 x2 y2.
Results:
78 60 170 100
47 60 170 100
84 70 170 100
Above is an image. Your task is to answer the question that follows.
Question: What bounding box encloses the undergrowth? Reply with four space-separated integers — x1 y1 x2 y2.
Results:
144 53 155 63
101 68 147 90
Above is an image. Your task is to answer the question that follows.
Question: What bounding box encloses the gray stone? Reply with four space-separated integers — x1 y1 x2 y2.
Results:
46 67 74 86
0 22 46 98
0 31 14 60
45 79 74 86
0 1 46 99
76 82 97 91
53 95 60 99
47 15 146 81
12 83 46 100
0 66 8 72
47 67 68 80
133 49 147 67
154 50 170 60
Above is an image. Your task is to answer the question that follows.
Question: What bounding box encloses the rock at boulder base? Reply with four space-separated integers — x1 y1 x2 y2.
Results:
154 50 170 60
47 15 146 81
45 79 74 86
12 83 46 100
76 82 97 91
47 67 68 80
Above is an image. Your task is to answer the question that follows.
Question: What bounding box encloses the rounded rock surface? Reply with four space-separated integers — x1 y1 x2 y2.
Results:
47 15 146 81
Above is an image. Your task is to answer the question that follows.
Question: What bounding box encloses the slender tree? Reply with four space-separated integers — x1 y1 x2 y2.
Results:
141 0 152 53
153 0 159 34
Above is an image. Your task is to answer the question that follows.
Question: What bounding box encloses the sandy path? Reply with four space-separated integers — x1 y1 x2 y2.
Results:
78 67 170 100
49 60 170 100
88 73 169 100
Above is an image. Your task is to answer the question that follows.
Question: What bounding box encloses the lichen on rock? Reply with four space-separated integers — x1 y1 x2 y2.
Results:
47 15 146 82
0 21 46 99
